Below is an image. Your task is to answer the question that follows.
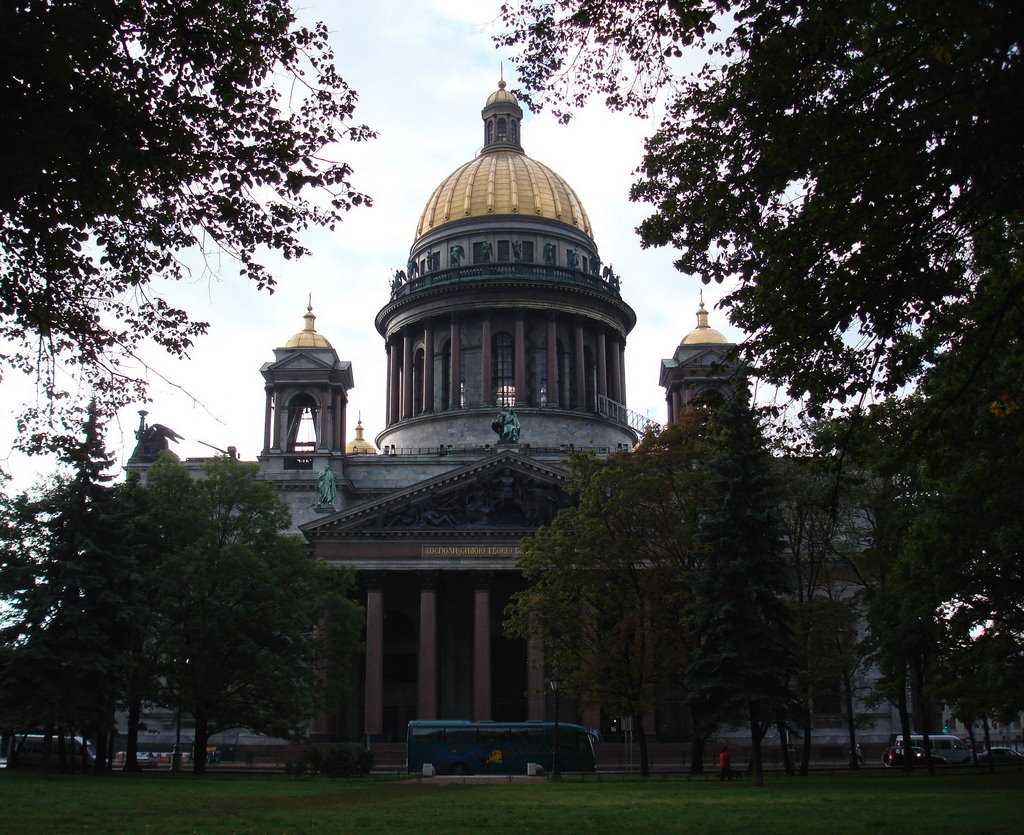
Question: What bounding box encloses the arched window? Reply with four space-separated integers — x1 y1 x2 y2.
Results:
285 393 319 452
494 332 515 406
497 117 507 141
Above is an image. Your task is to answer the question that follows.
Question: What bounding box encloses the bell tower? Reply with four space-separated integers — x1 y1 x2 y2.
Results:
260 303 353 459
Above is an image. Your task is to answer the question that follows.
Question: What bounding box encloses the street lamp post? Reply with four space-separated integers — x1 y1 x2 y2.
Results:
549 678 561 780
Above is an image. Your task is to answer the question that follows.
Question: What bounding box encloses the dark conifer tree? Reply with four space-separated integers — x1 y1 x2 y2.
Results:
686 391 796 786
0 402 141 772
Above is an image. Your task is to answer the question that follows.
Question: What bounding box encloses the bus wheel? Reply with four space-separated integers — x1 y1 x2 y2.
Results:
450 763 469 775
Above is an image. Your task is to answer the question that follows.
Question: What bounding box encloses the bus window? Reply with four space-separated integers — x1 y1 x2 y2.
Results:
478 726 511 744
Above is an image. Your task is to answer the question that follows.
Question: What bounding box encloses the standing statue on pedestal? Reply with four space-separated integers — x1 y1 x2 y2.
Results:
316 465 337 507
491 406 520 443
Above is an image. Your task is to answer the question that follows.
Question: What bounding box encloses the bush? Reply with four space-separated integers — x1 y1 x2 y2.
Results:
287 744 374 778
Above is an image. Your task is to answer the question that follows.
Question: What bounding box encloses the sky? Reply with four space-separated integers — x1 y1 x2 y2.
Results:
0 0 743 489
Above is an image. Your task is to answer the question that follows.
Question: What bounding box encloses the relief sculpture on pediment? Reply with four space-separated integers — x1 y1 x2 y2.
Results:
375 470 571 530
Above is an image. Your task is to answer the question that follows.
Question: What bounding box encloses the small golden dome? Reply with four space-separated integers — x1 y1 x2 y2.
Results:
681 301 729 345
486 78 517 106
285 302 333 349
415 151 591 240
345 416 377 454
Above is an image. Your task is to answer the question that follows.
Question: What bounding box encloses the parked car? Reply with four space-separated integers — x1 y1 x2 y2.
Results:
977 747 1024 765
135 751 159 768
882 746 946 768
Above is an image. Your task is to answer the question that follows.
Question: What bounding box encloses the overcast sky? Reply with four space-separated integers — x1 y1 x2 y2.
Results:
1 0 743 489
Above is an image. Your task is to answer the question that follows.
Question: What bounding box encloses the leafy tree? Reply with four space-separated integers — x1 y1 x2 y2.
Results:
499 0 1022 412
1 1 374 448
777 457 871 773
0 402 141 773
139 455 361 775
686 392 795 787
507 412 712 776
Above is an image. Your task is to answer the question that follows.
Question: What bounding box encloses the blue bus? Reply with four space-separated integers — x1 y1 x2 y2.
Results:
406 719 597 775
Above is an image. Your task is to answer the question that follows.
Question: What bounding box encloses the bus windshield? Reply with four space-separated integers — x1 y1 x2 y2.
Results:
406 720 597 776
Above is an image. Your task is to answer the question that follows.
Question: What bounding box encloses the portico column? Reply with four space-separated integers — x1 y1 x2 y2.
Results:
574 321 585 410
363 574 384 736
450 316 461 409
417 573 438 719
481 316 492 407
402 330 414 420
546 315 558 407
472 572 492 721
515 314 526 406
423 324 434 414
672 388 683 425
527 612 545 721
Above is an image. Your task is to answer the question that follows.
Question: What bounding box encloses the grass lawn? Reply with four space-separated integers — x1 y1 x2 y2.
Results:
1 769 1022 833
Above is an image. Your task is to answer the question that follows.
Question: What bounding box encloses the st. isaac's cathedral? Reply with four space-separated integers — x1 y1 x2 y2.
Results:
248 78 737 743
134 79 903 757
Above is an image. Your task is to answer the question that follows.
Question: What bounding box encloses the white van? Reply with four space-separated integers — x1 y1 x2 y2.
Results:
895 734 972 765
2 733 95 768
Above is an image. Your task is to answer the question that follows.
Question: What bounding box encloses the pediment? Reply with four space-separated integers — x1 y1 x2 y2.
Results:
262 352 342 373
301 451 571 539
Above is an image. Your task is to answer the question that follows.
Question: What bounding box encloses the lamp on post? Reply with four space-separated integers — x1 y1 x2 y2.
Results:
549 678 561 780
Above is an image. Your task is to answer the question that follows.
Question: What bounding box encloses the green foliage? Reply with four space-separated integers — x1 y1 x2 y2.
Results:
137 455 362 774
0 0 375 449
0 403 142 764
500 0 1023 414
286 743 375 778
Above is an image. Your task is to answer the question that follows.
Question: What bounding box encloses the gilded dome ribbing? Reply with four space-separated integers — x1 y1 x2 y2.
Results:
285 303 333 349
413 80 592 241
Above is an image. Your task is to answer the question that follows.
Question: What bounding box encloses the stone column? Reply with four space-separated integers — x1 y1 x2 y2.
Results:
515 314 526 406
450 316 461 410
402 330 414 420
388 339 400 426
574 321 586 410
363 575 384 737
423 324 434 414
335 390 346 451
417 573 438 720
546 315 558 407
472 572 491 721
618 340 627 406
480 316 492 407
609 337 623 404
597 330 608 401
317 388 329 451
263 389 274 452
672 388 683 426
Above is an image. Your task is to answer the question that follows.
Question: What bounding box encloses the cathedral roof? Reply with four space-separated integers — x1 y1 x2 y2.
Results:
284 302 333 349
413 80 592 241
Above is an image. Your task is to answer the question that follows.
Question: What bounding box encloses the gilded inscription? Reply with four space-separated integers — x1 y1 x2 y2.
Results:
421 545 520 558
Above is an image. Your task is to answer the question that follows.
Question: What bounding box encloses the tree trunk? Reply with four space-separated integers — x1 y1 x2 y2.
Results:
635 712 650 777
690 733 705 775
776 719 794 775
843 671 860 770
192 713 209 775
800 704 813 776
749 711 765 787
124 697 141 772
93 727 109 776
897 682 914 773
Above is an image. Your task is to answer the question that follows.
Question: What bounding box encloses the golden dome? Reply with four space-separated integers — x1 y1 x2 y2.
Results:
681 301 729 345
285 302 333 349
486 78 517 106
413 80 592 241
345 416 377 455
415 151 591 239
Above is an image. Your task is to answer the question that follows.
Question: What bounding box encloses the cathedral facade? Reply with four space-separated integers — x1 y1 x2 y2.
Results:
254 80 686 742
